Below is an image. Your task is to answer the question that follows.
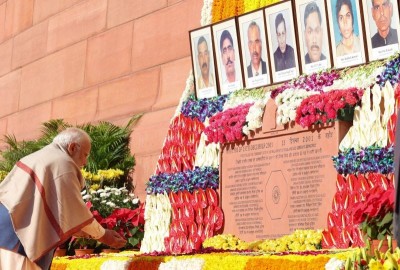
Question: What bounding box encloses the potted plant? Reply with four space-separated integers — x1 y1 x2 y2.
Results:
69 237 99 256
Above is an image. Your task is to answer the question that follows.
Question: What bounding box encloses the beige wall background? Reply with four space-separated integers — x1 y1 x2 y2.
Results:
0 0 203 200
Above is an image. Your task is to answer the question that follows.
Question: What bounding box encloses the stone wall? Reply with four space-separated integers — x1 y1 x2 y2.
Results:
0 0 203 200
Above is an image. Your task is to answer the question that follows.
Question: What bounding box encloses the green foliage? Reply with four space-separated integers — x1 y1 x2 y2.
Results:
361 212 393 241
0 115 142 189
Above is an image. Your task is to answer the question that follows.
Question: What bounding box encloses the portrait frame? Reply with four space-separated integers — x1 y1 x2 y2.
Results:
264 0 300 83
327 0 367 68
237 9 271 88
361 0 400 61
294 0 332 74
189 26 219 100
212 18 244 95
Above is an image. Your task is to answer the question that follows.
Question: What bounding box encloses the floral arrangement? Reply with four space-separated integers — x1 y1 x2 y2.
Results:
146 166 219 194
332 145 394 175
274 89 320 125
204 103 253 144
82 187 140 218
322 173 394 249
180 94 227 122
328 63 384 93
270 70 340 99
141 193 171 253
99 206 145 249
295 87 364 128
223 88 266 110
377 53 400 87
156 114 204 174
81 168 124 188
353 181 395 241
81 187 145 249
194 131 220 168
165 188 223 254
202 230 322 253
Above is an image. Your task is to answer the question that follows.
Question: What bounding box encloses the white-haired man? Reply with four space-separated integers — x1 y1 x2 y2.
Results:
0 128 126 269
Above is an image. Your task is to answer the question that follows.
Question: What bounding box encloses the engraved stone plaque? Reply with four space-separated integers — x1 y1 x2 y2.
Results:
220 102 350 241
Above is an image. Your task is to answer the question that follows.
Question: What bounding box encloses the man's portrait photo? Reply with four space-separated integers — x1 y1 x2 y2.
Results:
190 27 218 99
212 19 243 95
238 10 271 88
296 0 331 74
273 13 296 72
327 0 366 68
303 1 326 64
370 0 398 48
266 1 299 83
362 0 400 60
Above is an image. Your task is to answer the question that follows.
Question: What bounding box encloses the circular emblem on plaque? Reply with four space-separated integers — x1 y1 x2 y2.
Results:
272 185 280 204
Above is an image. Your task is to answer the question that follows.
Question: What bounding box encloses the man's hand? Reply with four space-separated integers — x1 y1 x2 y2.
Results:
98 229 127 249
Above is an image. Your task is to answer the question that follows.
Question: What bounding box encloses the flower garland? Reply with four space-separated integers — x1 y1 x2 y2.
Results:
326 61 384 91
180 94 227 123
270 70 340 99
146 166 219 194
223 88 267 110
202 230 322 252
295 88 364 128
377 52 400 87
140 193 171 253
194 130 220 168
332 145 394 175
159 258 205 270
275 89 320 125
242 100 266 135
204 103 253 144
156 114 204 174
200 0 214 26
51 255 132 270
339 82 395 151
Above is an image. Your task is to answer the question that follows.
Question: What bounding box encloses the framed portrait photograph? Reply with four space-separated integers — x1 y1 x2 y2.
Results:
189 26 219 99
238 9 271 89
327 0 367 68
212 18 244 95
295 0 332 74
361 0 400 61
265 0 300 83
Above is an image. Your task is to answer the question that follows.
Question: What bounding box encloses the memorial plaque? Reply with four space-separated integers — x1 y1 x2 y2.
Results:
220 107 350 241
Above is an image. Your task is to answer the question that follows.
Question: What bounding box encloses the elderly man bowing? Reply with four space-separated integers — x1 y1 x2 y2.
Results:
0 128 126 270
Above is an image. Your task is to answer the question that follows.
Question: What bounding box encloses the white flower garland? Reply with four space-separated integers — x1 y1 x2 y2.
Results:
195 119 220 168
200 0 213 26
100 259 132 270
275 89 319 125
339 81 395 151
159 258 205 270
324 257 345 270
324 66 384 92
140 193 172 253
243 100 266 135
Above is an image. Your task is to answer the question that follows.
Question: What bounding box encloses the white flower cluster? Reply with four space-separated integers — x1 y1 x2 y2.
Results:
159 258 205 270
339 82 395 151
81 186 139 212
324 257 345 270
243 100 266 135
200 0 213 26
140 193 171 253
275 89 319 125
324 66 384 92
223 91 269 110
195 124 220 168
100 259 132 270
